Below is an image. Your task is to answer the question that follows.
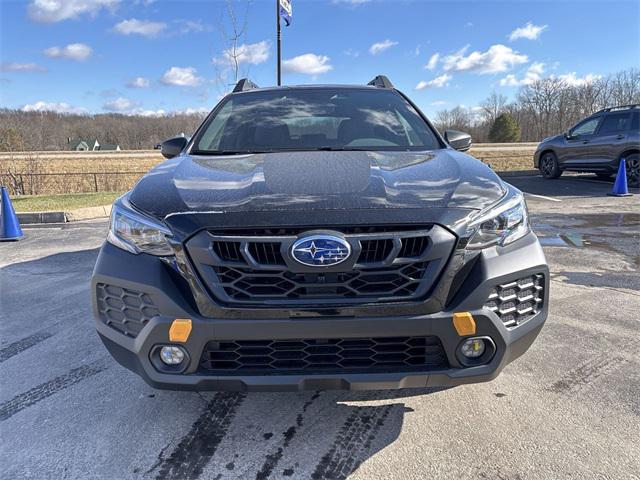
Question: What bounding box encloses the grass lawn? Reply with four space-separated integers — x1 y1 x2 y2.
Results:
11 192 123 212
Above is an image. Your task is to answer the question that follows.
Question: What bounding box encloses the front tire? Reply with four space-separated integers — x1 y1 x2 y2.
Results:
624 154 639 188
540 152 562 179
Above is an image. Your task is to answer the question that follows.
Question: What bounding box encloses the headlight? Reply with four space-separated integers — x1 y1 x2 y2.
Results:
466 190 530 249
107 196 173 256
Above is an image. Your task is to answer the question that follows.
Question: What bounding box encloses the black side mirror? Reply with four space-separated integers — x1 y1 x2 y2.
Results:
564 131 574 140
444 130 472 152
161 136 188 159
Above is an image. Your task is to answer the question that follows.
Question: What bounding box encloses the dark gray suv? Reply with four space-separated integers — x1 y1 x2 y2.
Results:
92 76 549 391
534 105 640 187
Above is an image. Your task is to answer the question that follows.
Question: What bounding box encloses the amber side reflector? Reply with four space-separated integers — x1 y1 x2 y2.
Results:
453 312 476 336
169 319 192 343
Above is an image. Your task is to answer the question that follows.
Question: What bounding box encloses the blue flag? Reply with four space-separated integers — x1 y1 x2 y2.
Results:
279 0 292 26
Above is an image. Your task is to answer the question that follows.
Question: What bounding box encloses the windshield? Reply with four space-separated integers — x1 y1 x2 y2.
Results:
192 88 441 154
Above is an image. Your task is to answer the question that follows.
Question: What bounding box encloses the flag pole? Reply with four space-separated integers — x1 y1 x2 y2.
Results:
276 0 282 86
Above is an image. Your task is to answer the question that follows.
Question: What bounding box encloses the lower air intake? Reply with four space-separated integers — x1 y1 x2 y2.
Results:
484 274 545 328
198 335 448 375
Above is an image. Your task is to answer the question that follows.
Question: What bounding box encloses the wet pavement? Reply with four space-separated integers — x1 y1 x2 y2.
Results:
1 174 639 480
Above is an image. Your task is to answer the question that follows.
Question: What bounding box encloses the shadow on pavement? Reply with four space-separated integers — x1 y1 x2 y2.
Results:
2 249 450 480
507 174 639 198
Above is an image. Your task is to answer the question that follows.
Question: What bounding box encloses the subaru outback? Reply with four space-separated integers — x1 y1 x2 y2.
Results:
92 76 549 391
534 104 640 187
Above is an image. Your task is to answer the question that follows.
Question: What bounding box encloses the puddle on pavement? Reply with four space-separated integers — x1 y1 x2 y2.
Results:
533 212 639 266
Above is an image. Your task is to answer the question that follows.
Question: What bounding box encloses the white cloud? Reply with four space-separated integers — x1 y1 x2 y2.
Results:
160 66 204 87
430 100 447 106
425 53 439 70
498 74 520 87
557 72 602 87
1 62 47 73
498 67 601 88
282 53 333 75
509 22 548 41
127 76 150 88
369 39 398 55
344 48 360 58
43 43 92 61
178 20 211 34
21 101 87 114
28 0 119 23
103 97 137 111
415 74 452 90
442 44 528 74
178 107 210 115
113 19 167 37
216 41 270 66
499 62 545 86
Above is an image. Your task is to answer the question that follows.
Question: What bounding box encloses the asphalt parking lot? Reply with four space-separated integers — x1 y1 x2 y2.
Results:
1 174 639 480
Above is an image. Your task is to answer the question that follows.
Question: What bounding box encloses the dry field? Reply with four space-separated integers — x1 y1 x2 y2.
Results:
0 144 538 196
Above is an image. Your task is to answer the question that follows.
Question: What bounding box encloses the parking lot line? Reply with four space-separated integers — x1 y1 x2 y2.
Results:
525 193 561 202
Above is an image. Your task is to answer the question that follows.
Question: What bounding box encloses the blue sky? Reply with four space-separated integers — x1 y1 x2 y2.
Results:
1 0 638 117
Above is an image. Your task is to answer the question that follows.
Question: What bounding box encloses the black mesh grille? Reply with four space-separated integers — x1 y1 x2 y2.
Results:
185 226 456 307
96 284 159 338
212 241 242 262
247 242 285 265
212 262 428 300
199 336 448 375
399 236 428 258
358 239 394 263
484 274 545 328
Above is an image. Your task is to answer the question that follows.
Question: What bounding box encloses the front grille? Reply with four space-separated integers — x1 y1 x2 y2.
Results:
212 262 429 300
359 239 394 263
185 226 457 307
247 242 284 265
399 236 428 257
212 241 242 262
484 274 545 328
95 284 159 337
198 336 448 375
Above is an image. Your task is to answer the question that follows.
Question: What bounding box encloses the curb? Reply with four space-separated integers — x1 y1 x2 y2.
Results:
17 204 112 225
496 170 539 177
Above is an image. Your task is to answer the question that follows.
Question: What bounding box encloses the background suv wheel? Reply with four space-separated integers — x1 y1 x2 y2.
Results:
625 154 639 188
540 152 562 179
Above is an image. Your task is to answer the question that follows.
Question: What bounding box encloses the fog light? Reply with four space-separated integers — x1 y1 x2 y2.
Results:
160 345 186 365
461 338 486 358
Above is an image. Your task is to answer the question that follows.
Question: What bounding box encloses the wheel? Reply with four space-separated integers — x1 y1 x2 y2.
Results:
624 154 639 188
596 173 613 179
539 152 562 179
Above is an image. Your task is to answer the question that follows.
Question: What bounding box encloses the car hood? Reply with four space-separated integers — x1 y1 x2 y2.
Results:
129 149 506 234
539 134 562 145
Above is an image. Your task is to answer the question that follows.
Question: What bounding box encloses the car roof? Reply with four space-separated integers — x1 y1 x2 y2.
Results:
229 84 388 95
230 75 396 94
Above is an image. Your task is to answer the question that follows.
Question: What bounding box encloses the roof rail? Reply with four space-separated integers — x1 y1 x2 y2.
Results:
595 104 639 114
367 75 394 89
232 78 259 93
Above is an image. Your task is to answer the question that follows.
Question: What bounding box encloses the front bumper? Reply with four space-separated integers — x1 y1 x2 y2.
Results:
92 233 549 392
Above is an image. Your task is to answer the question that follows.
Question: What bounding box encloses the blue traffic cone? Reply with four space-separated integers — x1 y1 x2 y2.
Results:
607 158 632 197
0 186 24 241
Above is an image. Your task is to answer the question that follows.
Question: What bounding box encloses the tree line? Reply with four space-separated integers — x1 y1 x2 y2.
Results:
435 68 639 143
0 110 207 151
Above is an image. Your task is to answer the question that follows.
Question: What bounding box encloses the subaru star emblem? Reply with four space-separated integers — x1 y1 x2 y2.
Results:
291 235 351 267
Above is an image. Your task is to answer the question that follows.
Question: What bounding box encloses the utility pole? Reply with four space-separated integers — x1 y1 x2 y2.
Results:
276 0 282 86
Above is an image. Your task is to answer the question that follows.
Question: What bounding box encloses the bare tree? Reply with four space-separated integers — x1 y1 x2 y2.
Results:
479 92 508 125
435 106 473 132
213 0 252 94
